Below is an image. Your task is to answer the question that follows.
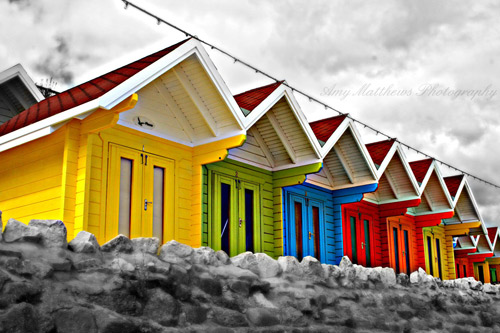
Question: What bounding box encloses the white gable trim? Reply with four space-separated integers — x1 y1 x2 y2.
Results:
320 120 378 180
241 85 322 159
0 39 246 152
0 64 45 102
376 143 421 197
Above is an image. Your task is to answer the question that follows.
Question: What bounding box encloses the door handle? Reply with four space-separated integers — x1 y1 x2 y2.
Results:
361 242 364 250
309 232 314 240
144 199 153 210
239 218 243 228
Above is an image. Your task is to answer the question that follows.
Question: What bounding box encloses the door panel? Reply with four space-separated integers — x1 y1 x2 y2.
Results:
388 217 414 275
286 193 325 262
107 144 174 242
210 172 261 257
344 210 374 267
423 229 445 279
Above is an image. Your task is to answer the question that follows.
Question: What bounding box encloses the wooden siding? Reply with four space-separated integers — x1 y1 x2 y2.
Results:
445 187 479 223
229 97 317 170
202 159 275 256
342 201 384 267
201 159 321 258
120 54 241 145
282 184 336 264
307 128 375 190
364 153 416 203
415 172 450 214
421 225 451 280
0 128 65 226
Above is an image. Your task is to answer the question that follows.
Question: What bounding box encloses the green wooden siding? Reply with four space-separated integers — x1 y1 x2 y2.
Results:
202 159 322 258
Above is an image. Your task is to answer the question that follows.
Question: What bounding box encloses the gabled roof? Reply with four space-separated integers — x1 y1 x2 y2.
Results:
488 227 498 248
366 138 396 168
442 175 486 235
234 81 282 115
444 175 464 199
0 39 189 138
456 235 476 250
0 64 44 125
409 159 433 184
227 82 322 171
362 140 420 205
487 227 500 258
306 118 378 191
407 159 454 216
0 38 247 151
309 114 348 146
471 233 494 255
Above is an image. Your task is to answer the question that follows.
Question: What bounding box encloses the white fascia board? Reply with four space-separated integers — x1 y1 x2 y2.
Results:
463 179 483 223
189 39 246 130
418 160 435 193
397 146 422 197
98 39 245 128
226 154 322 173
433 163 455 209
117 120 245 148
0 64 45 102
0 99 100 151
363 195 420 206
319 117 351 158
449 176 466 208
282 88 323 159
375 142 397 179
0 125 64 153
240 85 322 159
242 85 285 129
413 208 454 217
348 121 378 181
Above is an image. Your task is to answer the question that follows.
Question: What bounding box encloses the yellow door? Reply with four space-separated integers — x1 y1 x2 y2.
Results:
423 229 445 279
106 144 174 243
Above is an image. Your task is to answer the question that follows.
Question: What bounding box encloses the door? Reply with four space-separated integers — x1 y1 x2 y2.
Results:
210 173 260 257
490 268 497 284
477 265 485 283
387 218 413 275
106 144 174 242
344 209 374 266
287 193 325 262
423 229 445 279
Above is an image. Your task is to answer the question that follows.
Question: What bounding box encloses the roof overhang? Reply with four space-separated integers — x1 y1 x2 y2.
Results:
0 39 247 151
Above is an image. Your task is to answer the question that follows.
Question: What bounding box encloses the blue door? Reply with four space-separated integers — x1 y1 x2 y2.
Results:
286 192 326 262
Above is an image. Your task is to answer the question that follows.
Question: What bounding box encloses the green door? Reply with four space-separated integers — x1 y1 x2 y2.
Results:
491 268 497 284
210 172 261 257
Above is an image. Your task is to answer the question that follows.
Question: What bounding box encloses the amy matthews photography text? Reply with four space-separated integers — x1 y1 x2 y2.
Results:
320 83 497 101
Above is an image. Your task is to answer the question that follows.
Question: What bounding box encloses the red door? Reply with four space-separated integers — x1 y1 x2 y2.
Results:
344 209 374 266
388 217 413 275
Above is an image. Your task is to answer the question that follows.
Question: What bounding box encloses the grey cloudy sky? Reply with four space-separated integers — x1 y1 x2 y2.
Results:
2 0 500 225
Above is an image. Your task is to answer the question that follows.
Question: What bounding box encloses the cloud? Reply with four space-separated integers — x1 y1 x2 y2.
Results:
34 35 74 86
1 0 500 225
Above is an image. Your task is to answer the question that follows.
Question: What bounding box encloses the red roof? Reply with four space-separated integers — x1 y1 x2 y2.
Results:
233 81 283 113
487 227 498 245
0 39 189 137
309 115 348 144
365 139 396 167
444 175 464 198
409 159 433 183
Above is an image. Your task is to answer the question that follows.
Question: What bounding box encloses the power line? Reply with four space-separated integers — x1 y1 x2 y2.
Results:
121 0 500 190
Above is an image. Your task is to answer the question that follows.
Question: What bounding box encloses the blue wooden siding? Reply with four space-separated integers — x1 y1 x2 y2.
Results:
283 182 378 264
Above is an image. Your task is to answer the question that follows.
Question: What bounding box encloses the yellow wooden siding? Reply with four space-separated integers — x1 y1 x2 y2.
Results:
423 225 451 280
0 128 65 228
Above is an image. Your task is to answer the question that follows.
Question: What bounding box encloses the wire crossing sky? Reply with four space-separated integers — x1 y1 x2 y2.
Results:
121 0 500 190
